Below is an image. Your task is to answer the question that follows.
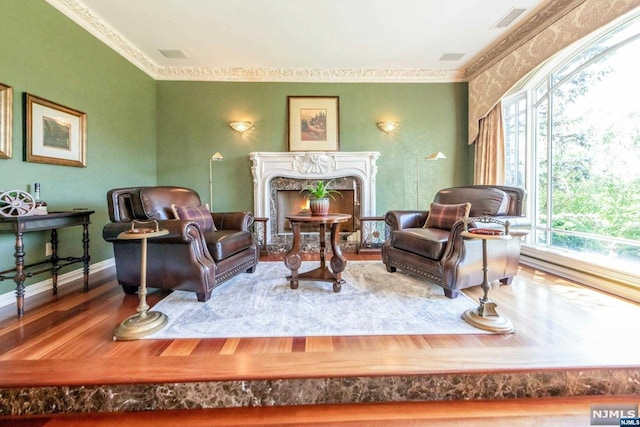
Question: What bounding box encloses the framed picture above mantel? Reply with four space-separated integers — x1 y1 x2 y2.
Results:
287 96 339 152
24 93 87 167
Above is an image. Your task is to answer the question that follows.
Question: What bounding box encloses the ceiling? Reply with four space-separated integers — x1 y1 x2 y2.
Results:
47 0 552 82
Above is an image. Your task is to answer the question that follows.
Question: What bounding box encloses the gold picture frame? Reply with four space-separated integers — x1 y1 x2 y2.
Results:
0 83 12 159
24 93 87 167
287 96 339 151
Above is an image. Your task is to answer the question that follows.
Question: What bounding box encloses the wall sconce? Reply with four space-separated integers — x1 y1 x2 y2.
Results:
376 121 399 134
228 121 253 133
209 152 224 208
416 151 447 209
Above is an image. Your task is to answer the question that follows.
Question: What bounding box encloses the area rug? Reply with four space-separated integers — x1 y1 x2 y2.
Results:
146 261 490 339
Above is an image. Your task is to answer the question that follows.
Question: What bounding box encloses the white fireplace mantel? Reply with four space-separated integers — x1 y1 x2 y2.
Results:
249 151 380 222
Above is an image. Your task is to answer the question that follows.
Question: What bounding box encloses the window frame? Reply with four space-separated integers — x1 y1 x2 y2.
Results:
502 12 640 301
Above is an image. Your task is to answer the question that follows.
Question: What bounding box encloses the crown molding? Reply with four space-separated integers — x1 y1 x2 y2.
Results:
155 67 465 83
46 0 572 83
45 0 465 83
45 0 164 76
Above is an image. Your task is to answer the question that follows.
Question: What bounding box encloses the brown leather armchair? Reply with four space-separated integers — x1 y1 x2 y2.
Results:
103 186 258 302
382 185 530 298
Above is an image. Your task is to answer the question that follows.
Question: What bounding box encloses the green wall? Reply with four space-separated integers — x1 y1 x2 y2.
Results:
0 1 157 295
156 82 471 214
0 0 473 300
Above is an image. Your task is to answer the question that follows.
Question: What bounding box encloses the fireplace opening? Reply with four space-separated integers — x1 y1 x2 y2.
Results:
277 190 355 233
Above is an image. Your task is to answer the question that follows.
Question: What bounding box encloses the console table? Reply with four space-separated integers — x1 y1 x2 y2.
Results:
0 210 94 317
284 213 351 293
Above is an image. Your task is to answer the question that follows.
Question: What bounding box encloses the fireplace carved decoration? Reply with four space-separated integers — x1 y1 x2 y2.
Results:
249 151 380 249
293 153 336 174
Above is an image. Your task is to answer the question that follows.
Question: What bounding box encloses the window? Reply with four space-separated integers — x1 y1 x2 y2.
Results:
503 14 640 275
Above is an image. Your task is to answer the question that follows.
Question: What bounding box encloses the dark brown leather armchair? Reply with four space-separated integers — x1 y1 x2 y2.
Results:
103 186 258 302
382 185 530 298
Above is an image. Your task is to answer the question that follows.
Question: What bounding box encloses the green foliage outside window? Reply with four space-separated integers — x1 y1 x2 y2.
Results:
504 15 640 266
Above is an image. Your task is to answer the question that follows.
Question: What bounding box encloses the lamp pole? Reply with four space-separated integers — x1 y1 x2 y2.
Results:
416 152 446 209
209 152 224 209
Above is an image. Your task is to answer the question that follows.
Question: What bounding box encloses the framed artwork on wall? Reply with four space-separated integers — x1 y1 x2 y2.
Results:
0 83 12 159
24 93 87 167
287 96 339 151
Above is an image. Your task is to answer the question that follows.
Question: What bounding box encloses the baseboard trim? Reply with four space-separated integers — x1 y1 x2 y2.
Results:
0 258 116 309
520 248 640 303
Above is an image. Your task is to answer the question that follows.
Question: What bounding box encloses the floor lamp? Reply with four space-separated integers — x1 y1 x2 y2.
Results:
416 151 446 209
209 152 224 209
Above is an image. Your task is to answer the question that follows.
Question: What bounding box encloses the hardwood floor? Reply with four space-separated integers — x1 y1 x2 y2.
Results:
0 253 639 425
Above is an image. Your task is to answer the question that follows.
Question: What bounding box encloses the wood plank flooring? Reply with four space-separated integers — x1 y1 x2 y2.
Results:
0 253 639 425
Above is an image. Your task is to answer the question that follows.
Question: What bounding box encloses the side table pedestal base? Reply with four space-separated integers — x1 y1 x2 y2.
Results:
462 305 515 334
113 311 168 341
114 226 170 341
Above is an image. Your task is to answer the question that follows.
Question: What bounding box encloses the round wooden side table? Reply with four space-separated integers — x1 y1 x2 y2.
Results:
284 213 351 293
113 227 169 340
460 229 516 334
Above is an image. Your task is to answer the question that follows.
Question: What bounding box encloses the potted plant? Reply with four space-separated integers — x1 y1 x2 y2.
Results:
302 179 342 216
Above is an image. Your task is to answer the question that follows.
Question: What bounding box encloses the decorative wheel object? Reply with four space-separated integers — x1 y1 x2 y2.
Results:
0 190 36 217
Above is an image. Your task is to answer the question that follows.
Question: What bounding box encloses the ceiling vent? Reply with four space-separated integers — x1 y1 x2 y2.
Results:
158 49 189 59
493 8 527 28
439 53 466 61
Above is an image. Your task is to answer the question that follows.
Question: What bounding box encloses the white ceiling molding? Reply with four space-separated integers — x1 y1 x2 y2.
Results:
47 0 556 84
42 0 462 83
45 0 164 76
155 67 465 83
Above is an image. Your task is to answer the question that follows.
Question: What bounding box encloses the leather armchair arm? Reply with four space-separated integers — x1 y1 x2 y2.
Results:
440 220 467 261
212 211 254 231
385 210 429 231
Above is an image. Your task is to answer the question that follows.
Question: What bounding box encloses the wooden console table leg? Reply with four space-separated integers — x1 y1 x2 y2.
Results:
51 229 59 295
82 223 90 291
13 231 26 318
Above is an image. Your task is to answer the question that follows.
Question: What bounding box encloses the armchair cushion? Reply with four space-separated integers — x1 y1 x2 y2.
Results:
171 203 217 232
391 228 450 260
205 229 254 262
423 202 471 230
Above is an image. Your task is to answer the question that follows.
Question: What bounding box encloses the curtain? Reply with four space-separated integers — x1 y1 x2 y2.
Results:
466 0 637 145
473 101 505 185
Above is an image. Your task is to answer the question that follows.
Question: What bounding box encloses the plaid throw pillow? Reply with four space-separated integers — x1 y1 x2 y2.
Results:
423 202 471 230
171 204 216 232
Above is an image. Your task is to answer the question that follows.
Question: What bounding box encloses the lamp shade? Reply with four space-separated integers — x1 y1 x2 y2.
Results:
424 151 446 160
228 121 253 132
376 121 399 133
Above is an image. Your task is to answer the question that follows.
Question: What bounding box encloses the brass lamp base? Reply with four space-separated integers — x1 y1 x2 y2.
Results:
113 311 168 341
462 306 516 334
